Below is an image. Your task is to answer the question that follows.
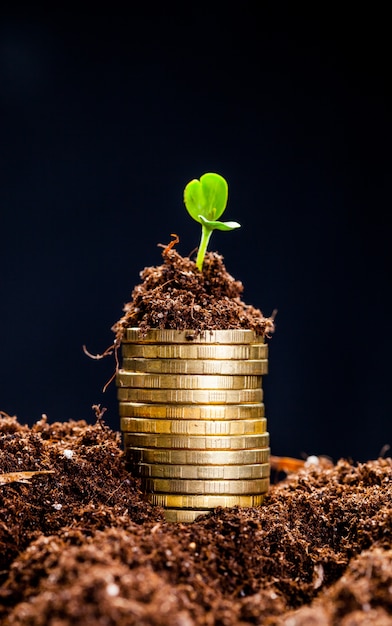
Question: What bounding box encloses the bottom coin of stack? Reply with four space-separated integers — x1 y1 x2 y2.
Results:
118 329 271 522
121 410 270 522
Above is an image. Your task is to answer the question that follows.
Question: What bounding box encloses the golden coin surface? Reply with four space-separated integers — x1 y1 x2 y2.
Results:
118 388 263 404
121 343 268 360
117 371 262 390
144 477 270 495
135 462 270 480
123 328 265 345
119 402 265 420
126 447 270 465
124 432 269 450
148 493 265 508
122 358 268 376
163 509 211 523
121 417 267 436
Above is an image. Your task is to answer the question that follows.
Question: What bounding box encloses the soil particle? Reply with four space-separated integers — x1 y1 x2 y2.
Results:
111 249 275 340
1 413 392 625
278 547 392 625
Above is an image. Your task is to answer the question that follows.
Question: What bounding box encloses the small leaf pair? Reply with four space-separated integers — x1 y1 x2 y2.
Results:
184 173 240 271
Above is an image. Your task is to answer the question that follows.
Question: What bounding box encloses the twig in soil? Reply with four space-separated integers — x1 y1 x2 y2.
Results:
264 308 278 338
151 523 162 534
379 444 391 457
145 279 175 296
92 404 107 420
105 478 132 504
162 233 179 256
270 454 334 477
83 343 116 360
0 470 55 486
102 371 117 393
270 455 306 474
83 340 121 393
92 404 110 429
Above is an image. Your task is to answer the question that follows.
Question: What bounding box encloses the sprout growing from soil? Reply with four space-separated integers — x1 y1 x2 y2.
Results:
184 173 241 271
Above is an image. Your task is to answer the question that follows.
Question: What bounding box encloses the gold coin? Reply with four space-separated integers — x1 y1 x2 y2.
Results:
117 388 263 404
123 328 265 345
135 462 270 480
123 432 269 450
148 493 265 508
121 417 267 436
121 343 268 360
163 509 211 523
122 358 268 376
119 402 265 420
117 371 262 390
144 477 269 495
126 447 270 465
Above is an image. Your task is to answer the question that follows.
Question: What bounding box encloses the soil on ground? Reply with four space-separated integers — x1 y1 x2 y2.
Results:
1 411 392 626
111 249 275 341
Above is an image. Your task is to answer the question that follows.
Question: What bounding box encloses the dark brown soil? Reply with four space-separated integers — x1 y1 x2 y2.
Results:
1 412 392 625
111 249 275 341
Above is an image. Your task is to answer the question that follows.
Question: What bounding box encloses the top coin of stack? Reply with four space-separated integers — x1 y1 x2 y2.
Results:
122 328 266 345
120 328 268 364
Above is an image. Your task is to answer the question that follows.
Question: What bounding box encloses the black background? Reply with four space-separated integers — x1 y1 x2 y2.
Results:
1 4 390 462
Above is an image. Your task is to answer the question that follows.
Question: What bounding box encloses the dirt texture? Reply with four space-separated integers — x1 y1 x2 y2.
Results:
1 412 392 625
111 249 275 341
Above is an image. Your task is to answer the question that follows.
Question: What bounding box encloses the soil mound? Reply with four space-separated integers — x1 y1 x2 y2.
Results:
112 249 275 339
1 412 392 625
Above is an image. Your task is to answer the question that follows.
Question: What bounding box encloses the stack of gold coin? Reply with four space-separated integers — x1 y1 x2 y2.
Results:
117 328 270 522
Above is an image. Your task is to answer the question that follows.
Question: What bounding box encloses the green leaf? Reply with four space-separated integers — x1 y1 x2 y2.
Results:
199 215 241 231
200 173 228 220
183 179 204 223
184 172 228 223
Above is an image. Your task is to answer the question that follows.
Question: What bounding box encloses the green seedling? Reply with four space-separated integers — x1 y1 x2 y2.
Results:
184 173 241 271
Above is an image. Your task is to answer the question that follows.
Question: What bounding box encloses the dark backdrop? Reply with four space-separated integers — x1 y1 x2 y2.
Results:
1 5 390 462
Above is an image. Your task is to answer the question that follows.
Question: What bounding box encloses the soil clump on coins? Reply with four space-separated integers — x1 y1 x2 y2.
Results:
1 410 392 625
112 248 275 341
